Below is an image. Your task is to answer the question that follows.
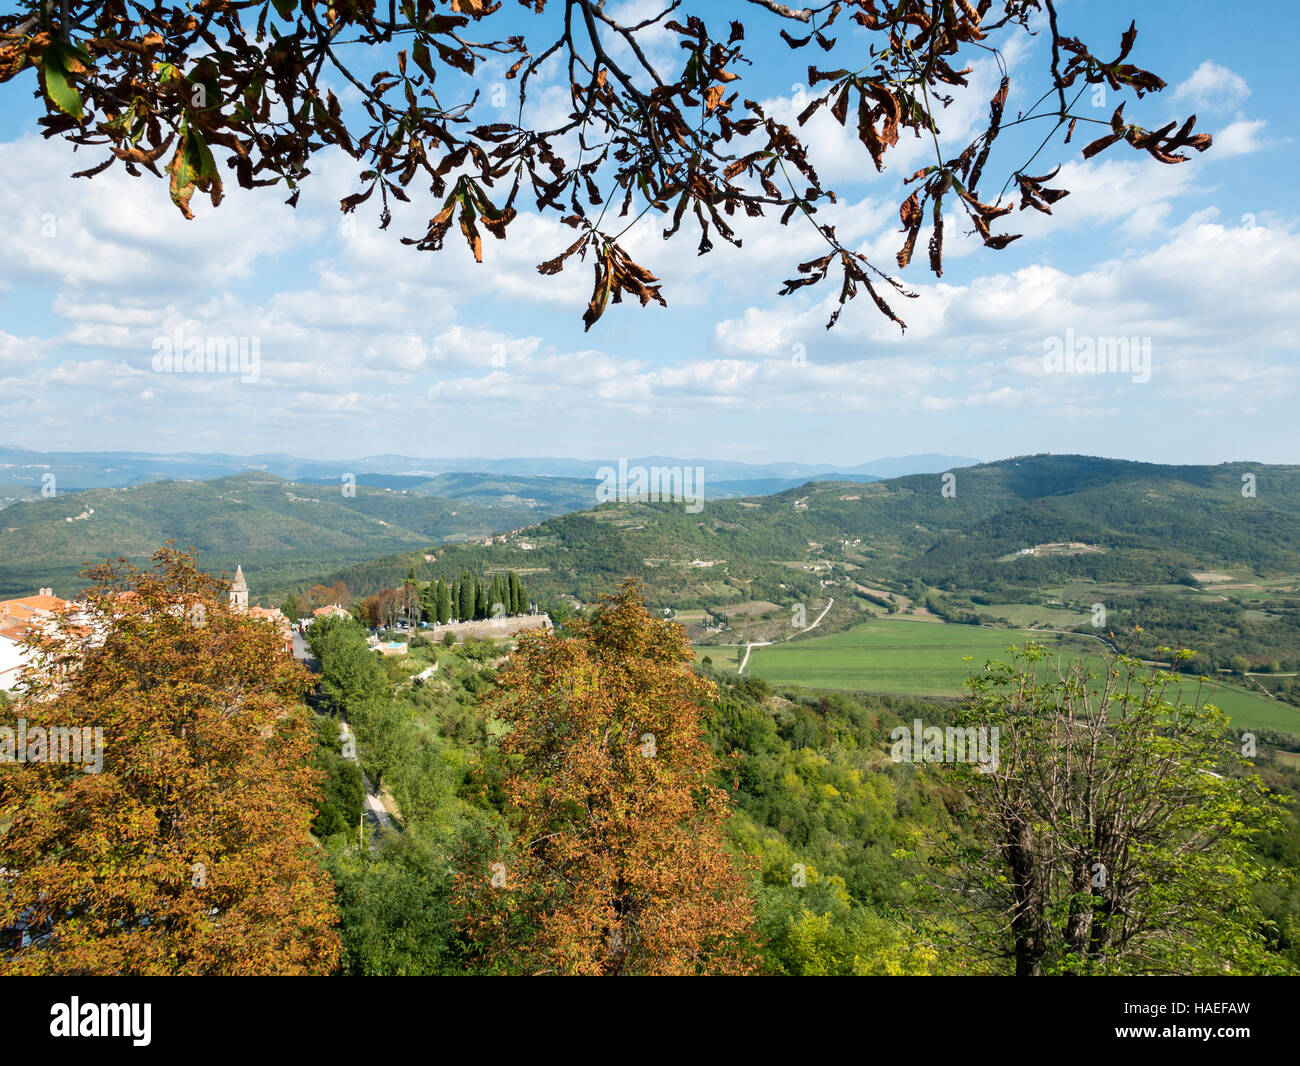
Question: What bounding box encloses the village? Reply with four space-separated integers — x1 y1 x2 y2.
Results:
0 565 550 692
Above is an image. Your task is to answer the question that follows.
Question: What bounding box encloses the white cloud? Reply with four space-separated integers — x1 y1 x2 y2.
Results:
0 136 314 292
710 214 1300 412
0 331 50 365
1172 61 1251 111
1213 119 1270 158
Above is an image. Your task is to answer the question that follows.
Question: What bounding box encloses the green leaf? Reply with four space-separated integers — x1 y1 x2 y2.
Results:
40 45 84 120
168 119 220 219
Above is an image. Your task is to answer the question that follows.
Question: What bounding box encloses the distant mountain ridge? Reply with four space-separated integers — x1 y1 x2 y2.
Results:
0 445 981 500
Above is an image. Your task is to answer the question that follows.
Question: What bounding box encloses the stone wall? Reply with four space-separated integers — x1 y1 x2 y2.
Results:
431 613 552 642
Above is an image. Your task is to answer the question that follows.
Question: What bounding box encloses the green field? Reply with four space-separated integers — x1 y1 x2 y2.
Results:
979 603 1090 628
743 618 1300 735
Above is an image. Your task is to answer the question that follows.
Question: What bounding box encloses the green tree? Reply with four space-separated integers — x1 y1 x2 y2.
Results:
325 842 457 976
920 646 1290 975
457 571 474 623
403 567 421 629
351 696 416 796
312 715 366 841
436 578 452 626
308 615 386 714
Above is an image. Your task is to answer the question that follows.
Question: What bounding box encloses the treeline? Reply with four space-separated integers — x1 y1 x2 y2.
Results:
1075 591 1300 678
354 569 531 630
425 569 530 624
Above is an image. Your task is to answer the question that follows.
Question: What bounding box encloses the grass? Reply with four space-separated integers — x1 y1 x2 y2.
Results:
742 617 1299 735
981 603 1089 628
745 618 1094 696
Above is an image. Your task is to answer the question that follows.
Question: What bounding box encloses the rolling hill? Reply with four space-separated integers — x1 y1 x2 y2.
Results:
291 454 1300 685
0 471 595 597
10 454 1298 704
303 454 1300 600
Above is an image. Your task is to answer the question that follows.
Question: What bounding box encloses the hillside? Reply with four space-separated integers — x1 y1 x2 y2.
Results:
0 471 594 597
304 455 1300 592
296 455 1300 679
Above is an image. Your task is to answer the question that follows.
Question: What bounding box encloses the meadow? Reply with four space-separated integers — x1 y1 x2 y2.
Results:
740 617 1299 735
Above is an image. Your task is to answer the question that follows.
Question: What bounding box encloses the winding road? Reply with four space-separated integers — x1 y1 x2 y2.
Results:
737 597 834 676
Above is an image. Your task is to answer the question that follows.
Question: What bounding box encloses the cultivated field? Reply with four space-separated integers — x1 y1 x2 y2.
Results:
744 618 1095 696
741 617 1298 734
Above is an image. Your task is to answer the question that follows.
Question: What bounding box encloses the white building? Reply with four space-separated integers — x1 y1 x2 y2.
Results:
0 590 71 691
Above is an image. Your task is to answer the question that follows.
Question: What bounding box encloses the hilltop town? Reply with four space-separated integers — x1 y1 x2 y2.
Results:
1 564 550 691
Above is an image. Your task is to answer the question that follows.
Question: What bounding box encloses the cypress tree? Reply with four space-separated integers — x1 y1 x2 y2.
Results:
474 579 487 620
436 578 452 625
458 571 474 622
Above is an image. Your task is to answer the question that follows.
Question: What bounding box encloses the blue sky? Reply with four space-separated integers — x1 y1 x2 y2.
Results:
0 0 1295 466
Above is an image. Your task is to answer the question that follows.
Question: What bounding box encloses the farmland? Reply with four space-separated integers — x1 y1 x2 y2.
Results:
740 617 1298 734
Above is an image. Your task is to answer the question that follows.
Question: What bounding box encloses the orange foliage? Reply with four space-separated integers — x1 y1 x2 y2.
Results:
453 580 756 975
0 547 340 974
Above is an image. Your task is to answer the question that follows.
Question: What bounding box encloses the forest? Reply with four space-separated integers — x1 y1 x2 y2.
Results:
302 585 1300 976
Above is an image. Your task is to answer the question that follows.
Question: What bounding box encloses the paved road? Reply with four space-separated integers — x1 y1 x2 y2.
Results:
337 721 397 857
292 631 318 670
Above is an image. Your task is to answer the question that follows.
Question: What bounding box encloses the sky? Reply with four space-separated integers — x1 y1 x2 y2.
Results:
0 0 1296 467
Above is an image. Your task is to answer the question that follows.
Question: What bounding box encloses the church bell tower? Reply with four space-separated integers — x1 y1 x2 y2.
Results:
230 564 249 612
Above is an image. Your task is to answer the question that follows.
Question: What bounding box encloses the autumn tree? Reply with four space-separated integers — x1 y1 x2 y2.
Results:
0 546 341 975
0 2 1208 331
299 580 351 615
917 645 1290 976
453 580 756 975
